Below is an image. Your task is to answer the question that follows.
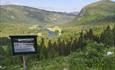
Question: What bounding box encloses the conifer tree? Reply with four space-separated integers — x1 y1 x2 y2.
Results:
77 31 86 48
53 41 59 56
100 25 114 46
112 25 115 45
47 40 52 58
39 38 47 59
57 38 62 55
65 39 71 54
62 40 67 56
84 29 95 40
71 37 78 52
47 40 58 58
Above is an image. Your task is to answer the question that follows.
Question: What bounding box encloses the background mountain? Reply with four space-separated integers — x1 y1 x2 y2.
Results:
0 5 77 37
0 5 76 25
69 12 79 16
1 0 115 37
71 0 115 25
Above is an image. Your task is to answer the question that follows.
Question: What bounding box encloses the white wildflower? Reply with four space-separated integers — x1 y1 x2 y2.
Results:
0 66 2 68
63 68 68 70
107 51 113 56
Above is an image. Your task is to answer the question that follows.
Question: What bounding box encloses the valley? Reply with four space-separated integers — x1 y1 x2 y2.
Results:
0 0 115 70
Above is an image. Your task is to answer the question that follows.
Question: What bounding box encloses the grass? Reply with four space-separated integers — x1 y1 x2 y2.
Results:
0 41 115 70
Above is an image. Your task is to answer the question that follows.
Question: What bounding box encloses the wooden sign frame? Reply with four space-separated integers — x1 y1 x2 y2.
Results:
10 35 37 55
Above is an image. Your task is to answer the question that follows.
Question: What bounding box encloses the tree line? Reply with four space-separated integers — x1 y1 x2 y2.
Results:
0 25 115 60
37 25 115 59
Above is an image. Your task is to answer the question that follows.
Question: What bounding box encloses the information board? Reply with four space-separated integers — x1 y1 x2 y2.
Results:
10 35 37 55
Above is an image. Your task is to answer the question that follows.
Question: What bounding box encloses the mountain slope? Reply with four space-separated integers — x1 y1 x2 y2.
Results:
72 0 115 25
0 5 76 25
79 0 115 16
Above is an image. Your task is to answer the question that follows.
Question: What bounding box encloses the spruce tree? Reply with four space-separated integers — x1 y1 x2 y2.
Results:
100 25 114 46
77 31 85 48
53 41 59 56
57 38 62 55
112 25 115 45
39 38 47 59
84 29 95 40
47 40 58 58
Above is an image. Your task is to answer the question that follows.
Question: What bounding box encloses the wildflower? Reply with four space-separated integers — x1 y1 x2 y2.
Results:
63 68 68 70
107 51 113 56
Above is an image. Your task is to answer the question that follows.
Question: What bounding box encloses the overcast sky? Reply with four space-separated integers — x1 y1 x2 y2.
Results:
0 0 115 12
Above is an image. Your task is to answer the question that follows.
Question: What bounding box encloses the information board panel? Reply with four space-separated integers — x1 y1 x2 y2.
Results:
10 35 37 55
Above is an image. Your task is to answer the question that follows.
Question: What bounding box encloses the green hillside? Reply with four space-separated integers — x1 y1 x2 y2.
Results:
0 5 76 37
1 1 115 37
71 0 115 25
0 5 75 25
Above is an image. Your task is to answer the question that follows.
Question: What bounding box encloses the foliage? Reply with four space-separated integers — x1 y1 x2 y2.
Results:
0 25 115 70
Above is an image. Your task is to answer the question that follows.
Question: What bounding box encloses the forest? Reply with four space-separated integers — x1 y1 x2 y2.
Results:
0 25 115 70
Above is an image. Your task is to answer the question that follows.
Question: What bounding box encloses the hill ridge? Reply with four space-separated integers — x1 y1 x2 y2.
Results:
0 5 76 25
71 0 115 25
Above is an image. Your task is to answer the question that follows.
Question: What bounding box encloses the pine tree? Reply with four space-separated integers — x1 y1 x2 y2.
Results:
71 37 78 52
112 25 115 45
57 38 62 56
77 31 86 49
65 39 71 54
39 38 47 59
62 40 67 56
100 25 114 46
84 29 95 40
47 40 58 58
53 41 59 56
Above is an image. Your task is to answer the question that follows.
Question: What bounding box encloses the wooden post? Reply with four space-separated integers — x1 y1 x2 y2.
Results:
22 56 27 70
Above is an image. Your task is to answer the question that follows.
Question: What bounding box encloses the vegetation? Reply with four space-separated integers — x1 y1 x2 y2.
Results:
0 5 75 25
71 0 115 25
0 25 115 70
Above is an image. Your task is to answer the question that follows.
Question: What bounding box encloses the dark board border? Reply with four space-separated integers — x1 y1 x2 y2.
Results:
9 35 37 55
